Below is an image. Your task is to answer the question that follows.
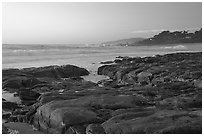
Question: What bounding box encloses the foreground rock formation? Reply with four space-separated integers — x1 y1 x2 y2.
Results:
2 52 202 134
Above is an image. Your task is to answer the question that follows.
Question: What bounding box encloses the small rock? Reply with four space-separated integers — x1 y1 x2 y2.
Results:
86 124 105 134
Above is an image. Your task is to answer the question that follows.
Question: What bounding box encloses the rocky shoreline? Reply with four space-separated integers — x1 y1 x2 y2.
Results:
2 52 202 134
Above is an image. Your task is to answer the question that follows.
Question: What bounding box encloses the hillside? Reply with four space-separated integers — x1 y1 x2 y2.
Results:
135 28 202 46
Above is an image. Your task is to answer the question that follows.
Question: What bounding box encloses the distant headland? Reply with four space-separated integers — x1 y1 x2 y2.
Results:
136 28 202 46
101 28 202 46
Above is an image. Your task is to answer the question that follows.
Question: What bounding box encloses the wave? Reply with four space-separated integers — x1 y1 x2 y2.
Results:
13 49 38 52
12 48 65 53
161 45 187 49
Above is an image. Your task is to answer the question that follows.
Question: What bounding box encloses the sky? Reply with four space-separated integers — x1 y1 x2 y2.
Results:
2 2 202 44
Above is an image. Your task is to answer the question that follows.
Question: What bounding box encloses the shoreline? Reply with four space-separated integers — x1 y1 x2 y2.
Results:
3 42 202 70
2 50 201 70
2 51 202 134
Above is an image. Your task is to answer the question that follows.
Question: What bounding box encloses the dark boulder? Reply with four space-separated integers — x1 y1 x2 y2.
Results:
86 124 106 134
22 65 89 78
2 125 9 134
3 113 11 120
18 88 41 101
137 71 153 85
2 68 24 78
3 76 42 89
65 125 86 134
157 93 202 110
2 101 19 110
97 65 118 77
102 110 202 134
34 106 102 133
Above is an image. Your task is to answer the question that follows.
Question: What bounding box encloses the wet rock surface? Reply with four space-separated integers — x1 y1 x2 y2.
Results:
2 52 202 134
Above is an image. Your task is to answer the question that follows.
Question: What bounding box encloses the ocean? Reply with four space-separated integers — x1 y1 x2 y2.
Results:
2 43 202 73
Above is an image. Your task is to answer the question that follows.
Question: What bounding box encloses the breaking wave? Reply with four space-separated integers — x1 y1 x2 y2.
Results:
162 45 187 49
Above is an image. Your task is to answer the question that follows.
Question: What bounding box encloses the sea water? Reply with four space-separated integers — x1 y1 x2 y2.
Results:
2 43 202 72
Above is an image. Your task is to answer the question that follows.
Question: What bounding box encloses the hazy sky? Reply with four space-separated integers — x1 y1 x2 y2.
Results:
2 2 202 44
